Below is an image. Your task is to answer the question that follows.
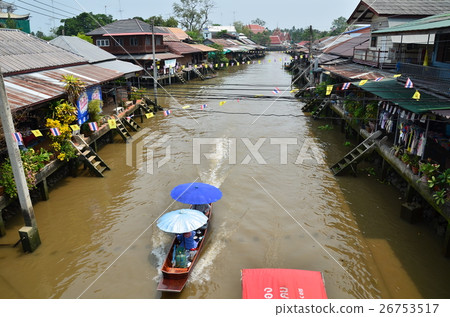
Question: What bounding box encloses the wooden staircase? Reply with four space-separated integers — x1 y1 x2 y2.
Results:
139 103 154 114
311 98 331 119
330 130 383 176
174 71 186 84
113 116 132 141
72 136 110 177
193 67 205 80
121 116 141 132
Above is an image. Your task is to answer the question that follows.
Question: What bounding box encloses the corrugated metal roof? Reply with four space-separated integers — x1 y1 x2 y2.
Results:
0 29 87 75
166 41 202 55
432 109 450 118
167 27 191 41
348 0 450 24
50 36 116 63
87 19 167 36
187 44 217 52
117 53 183 61
355 79 450 113
4 64 123 112
320 64 392 80
0 13 29 19
373 12 450 35
95 60 142 74
323 33 370 57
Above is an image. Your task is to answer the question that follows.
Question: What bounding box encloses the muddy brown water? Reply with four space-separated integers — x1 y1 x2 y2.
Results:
1 52 449 299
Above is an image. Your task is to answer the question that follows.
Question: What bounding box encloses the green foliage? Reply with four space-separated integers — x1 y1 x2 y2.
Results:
364 102 378 122
0 149 54 198
250 30 271 46
329 17 348 36
172 0 214 32
186 30 203 43
88 100 103 123
5 13 17 29
318 124 333 130
419 162 440 177
234 21 245 33
76 32 93 44
215 30 227 38
55 12 115 36
146 15 178 27
251 18 266 27
344 141 352 147
62 74 86 106
315 81 332 98
207 43 229 64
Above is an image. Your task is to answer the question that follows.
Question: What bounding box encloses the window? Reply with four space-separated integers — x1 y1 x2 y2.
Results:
96 39 110 47
155 37 161 45
114 38 124 46
436 33 450 64
145 36 150 45
130 37 139 46
370 36 377 48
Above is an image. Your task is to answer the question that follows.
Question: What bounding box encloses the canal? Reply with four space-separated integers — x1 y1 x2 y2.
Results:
0 52 449 299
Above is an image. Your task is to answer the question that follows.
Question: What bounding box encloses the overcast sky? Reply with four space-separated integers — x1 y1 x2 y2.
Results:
11 0 361 34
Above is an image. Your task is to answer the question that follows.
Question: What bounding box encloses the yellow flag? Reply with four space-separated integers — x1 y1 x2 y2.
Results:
108 119 116 129
423 50 429 66
226 63 229 67
145 112 154 119
182 105 190 109
31 130 42 137
268 59 271 63
70 124 80 131
219 101 227 106
258 60 261 64
182 65 185 69
247 61 250 64
326 85 333 95
290 88 299 93
215 64 218 68
394 74 401 78
195 65 198 68
359 80 367 86
237 62 240 66
279 58 282 61
205 64 208 68
300 55 303 58
157 66 160 69
412 90 421 100
290 57 293 60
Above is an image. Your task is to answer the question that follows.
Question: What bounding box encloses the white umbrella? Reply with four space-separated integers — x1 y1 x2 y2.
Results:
156 209 208 234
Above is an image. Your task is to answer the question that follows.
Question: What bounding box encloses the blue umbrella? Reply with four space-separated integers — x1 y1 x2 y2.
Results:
170 182 222 204
157 209 208 234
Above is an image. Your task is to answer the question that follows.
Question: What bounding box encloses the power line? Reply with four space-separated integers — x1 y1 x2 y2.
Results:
12 3 68 20
33 0 78 17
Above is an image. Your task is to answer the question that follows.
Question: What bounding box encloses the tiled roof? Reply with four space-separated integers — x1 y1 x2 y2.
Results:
187 44 217 52
0 29 86 75
87 19 167 36
168 27 191 41
270 36 281 45
246 24 266 34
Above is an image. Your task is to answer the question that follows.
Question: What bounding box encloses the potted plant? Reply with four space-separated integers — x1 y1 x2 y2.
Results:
391 145 403 157
401 153 410 166
409 155 420 175
419 162 440 180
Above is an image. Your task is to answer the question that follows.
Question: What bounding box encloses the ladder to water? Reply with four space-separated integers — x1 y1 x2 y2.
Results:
121 116 141 132
192 67 205 80
330 130 383 176
311 99 331 119
174 71 186 84
72 136 110 177
113 116 132 141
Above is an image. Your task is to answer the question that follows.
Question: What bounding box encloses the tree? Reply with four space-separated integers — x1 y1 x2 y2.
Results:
234 21 245 33
55 12 115 36
77 32 93 44
251 30 271 46
186 30 203 43
251 18 266 27
330 16 348 35
146 15 178 27
173 0 215 32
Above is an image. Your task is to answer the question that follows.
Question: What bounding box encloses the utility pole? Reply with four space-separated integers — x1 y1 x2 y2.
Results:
151 19 158 107
0 69 41 252
309 25 314 85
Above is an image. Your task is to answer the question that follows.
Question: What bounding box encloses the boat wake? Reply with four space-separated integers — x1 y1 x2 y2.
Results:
198 137 232 188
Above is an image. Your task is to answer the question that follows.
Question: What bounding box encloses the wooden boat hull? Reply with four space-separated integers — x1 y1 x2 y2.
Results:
157 205 212 292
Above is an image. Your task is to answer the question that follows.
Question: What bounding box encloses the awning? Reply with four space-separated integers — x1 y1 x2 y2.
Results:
95 60 142 76
117 53 183 61
4 64 123 112
354 79 450 114
241 268 328 299
320 64 390 80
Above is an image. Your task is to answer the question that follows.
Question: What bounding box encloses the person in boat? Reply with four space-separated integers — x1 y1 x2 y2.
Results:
191 203 211 216
176 231 198 261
